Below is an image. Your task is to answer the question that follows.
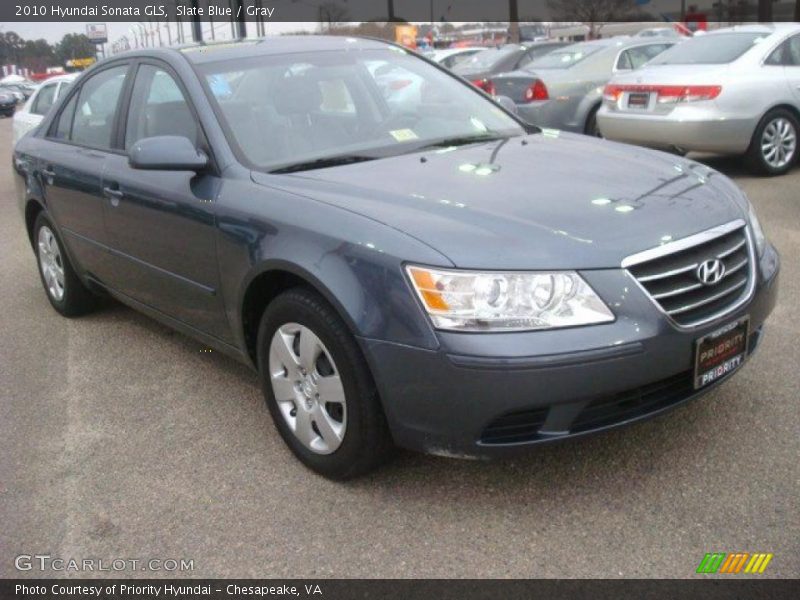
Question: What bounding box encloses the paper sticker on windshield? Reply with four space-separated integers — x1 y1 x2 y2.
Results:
390 129 419 142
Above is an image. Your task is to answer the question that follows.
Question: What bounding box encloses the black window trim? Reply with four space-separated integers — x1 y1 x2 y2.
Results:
44 60 134 156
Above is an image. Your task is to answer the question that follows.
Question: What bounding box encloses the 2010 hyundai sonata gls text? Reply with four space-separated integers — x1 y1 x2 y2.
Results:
13 37 780 479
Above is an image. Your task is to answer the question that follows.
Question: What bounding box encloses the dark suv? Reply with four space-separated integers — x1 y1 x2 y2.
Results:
14 37 779 479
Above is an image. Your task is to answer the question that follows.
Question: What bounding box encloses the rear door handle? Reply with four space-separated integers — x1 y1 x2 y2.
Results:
41 168 55 179
103 185 124 207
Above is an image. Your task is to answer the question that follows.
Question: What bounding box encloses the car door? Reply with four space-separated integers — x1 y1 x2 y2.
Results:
101 61 230 341
34 63 131 283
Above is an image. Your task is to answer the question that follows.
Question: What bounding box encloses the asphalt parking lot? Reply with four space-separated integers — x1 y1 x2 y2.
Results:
1 116 798 579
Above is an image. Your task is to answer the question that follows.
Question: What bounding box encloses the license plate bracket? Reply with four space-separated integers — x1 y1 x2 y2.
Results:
693 317 749 390
627 92 650 109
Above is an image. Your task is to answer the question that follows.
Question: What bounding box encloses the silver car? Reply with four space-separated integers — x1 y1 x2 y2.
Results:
598 24 800 176
491 37 677 136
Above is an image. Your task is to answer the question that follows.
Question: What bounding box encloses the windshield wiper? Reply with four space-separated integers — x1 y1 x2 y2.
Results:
270 155 377 174
416 133 511 151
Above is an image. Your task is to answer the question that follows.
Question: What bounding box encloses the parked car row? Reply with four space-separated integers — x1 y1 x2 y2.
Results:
12 73 77 143
452 41 570 92
0 82 35 103
439 23 800 176
491 37 677 137
598 23 800 176
0 91 16 117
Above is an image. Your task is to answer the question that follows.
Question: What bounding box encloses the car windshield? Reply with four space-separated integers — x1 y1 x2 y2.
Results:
649 32 769 65
453 46 520 72
527 43 604 69
200 47 526 172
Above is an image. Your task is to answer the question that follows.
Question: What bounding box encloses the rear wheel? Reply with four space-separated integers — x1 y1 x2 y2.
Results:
746 109 798 176
33 213 96 317
257 288 393 479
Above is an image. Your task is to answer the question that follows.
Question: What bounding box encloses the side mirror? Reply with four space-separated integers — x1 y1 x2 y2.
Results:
495 95 518 116
128 136 208 171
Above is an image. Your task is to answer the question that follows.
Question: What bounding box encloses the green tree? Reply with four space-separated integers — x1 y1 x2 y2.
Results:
546 0 635 39
54 33 97 65
20 39 56 71
0 31 25 65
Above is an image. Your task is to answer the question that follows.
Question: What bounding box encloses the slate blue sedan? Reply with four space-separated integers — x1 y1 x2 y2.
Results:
13 37 779 478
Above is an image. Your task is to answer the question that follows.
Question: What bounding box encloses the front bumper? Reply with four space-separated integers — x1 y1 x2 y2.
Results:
597 107 756 154
363 245 780 458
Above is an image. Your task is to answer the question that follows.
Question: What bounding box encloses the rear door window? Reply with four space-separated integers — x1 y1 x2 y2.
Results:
70 65 129 149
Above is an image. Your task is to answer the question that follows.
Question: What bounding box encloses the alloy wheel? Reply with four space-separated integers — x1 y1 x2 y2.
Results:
268 323 347 455
761 117 797 170
38 226 65 302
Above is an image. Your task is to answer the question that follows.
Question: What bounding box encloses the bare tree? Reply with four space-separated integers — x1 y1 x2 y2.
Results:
318 2 350 33
547 0 635 39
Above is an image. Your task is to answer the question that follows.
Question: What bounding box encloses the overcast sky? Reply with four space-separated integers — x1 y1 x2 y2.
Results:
1 21 315 46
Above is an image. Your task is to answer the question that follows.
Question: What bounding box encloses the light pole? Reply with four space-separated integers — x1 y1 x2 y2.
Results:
508 0 520 44
191 0 202 42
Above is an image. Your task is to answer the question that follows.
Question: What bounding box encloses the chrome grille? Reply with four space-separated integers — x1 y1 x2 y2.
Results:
623 220 754 328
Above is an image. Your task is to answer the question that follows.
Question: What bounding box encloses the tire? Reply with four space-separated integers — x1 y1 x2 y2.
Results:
585 106 602 138
746 108 799 176
33 213 97 317
257 288 393 479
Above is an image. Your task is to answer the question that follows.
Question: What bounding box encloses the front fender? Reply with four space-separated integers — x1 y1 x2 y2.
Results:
214 178 454 358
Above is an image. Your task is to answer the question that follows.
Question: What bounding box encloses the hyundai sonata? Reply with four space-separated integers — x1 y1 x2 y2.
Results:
599 24 800 176
13 37 779 479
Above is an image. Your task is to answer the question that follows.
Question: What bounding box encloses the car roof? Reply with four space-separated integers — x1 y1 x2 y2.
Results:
709 23 800 36
172 35 395 65
521 40 567 47
558 36 674 53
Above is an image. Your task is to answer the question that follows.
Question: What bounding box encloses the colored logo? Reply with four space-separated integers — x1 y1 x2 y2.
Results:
696 552 773 574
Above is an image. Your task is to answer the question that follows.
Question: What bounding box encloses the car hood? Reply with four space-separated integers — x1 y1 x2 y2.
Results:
252 133 746 270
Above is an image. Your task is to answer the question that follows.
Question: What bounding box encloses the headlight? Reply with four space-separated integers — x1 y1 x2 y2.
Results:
747 202 766 257
406 266 614 332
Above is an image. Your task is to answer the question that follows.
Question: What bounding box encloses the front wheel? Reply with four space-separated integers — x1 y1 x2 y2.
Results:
746 109 798 176
257 288 393 479
33 213 96 316
585 106 602 138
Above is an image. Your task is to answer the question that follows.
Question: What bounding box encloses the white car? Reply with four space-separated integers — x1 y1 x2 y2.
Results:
426 47 487 70
598 24 800 176
13 74 78 144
